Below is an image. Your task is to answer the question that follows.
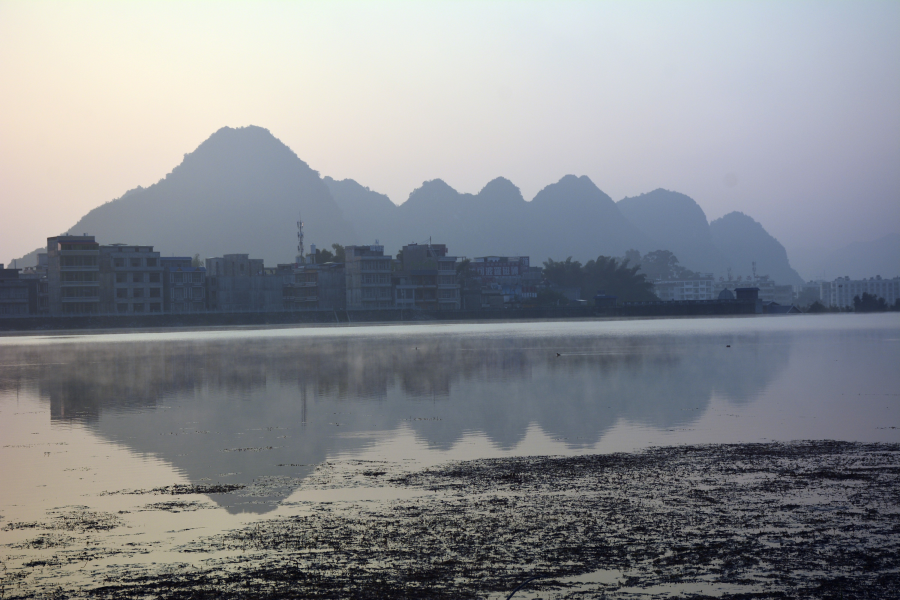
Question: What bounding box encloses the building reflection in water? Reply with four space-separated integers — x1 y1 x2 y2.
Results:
0 326 790 513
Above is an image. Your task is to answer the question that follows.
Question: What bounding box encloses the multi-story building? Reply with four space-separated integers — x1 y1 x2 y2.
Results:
100 244 164 314
0 265 38 317
206 254 264 278
284 262 346 311
160 257 206 313
467 256 534 304
393 243 460 310
206 254 285 312
655 275 716 301
47 235 101 315
825 276 900 309
345 245 394 310
18 253 49 314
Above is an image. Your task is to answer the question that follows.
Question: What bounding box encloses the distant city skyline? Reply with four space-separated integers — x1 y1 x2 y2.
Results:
1 2 898 273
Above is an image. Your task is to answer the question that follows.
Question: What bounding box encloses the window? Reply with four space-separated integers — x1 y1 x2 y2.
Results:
193 302 204 311
62 271 98 282
132 303 144 312
149 303 161 312
149 288 161 298
132 273 144 283
117 303 128 313
149 273 160 283
114 258 125 268
133 288 144 298
175 288 184 300
60 256 98 267
173 272 184 283
146 258 157 267
116 273 126 283
192 287 203 300
192 272 202 283
116 288 127 298
130 258 141 268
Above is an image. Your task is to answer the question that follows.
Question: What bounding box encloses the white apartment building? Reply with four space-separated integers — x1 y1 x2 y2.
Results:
654 275 716 301
824 277 900 308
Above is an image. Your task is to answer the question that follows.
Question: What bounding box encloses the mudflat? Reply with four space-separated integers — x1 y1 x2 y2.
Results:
4 440 898 599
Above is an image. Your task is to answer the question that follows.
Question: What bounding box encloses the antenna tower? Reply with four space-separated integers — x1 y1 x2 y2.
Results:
752 261 757 281
296 213 305 265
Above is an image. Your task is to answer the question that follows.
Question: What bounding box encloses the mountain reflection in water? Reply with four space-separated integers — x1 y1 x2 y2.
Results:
0 322 797 513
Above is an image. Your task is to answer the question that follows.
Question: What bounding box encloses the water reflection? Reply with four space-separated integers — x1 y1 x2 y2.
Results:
0 324 795 513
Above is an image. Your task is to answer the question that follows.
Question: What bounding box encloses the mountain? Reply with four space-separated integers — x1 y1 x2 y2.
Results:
16 126 357 266
617 189 726 274
326 173 653 261
525 175 653 261
322 177 397 248
10 125 807 286
709 212 803 285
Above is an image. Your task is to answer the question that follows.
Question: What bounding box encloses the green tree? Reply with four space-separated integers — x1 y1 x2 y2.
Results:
331 244 346 263
316 248 335 263
639 250 695 281
853 292 887 312
806 300 829 313
192 254 201 268
542 257 583 288
456 258 472 283
542 255 657 302
582 256 656 301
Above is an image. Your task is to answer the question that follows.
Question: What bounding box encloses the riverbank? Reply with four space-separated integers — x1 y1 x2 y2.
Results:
0 306 597 333
3 441 897 599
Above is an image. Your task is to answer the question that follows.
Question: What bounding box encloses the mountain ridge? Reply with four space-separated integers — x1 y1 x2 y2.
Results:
12 125 804 285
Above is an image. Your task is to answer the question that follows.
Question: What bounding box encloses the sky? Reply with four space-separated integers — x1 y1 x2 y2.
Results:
1 1 898 273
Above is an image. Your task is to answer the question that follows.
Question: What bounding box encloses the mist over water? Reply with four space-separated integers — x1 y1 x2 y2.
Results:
2 316 898 515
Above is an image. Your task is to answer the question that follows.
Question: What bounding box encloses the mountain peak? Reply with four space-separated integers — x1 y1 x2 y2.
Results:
478 177 524 205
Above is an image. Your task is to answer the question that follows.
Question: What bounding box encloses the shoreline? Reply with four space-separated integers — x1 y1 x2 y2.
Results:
0 309 820 338
3 440 898 599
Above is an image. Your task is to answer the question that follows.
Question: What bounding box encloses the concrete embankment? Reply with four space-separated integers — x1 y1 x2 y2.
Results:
0 306 597 332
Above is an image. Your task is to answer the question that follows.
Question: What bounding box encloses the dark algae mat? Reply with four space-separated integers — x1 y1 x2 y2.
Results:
3 441 898 599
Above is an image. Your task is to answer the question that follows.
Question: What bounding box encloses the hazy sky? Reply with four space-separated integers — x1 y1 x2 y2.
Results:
1 1 898 267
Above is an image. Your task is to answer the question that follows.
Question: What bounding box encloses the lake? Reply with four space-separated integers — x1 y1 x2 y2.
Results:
1 314 898 596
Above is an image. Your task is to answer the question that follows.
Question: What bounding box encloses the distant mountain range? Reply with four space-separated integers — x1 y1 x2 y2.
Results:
13 125 805 285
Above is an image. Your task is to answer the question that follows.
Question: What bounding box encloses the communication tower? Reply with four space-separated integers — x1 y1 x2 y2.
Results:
296 213 304 265
752 261 757 281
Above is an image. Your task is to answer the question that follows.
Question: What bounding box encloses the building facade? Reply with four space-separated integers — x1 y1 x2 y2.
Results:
205 254 286 312
0 265 38 316
345 245 394 309
825 276 900 308
655 275 716 301
100 244 164 314
394 243 460 310
160 257 206 313
285 263 346 311
47 235 101 315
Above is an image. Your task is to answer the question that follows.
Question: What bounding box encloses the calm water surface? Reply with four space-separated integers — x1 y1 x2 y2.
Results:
1 314 898 585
